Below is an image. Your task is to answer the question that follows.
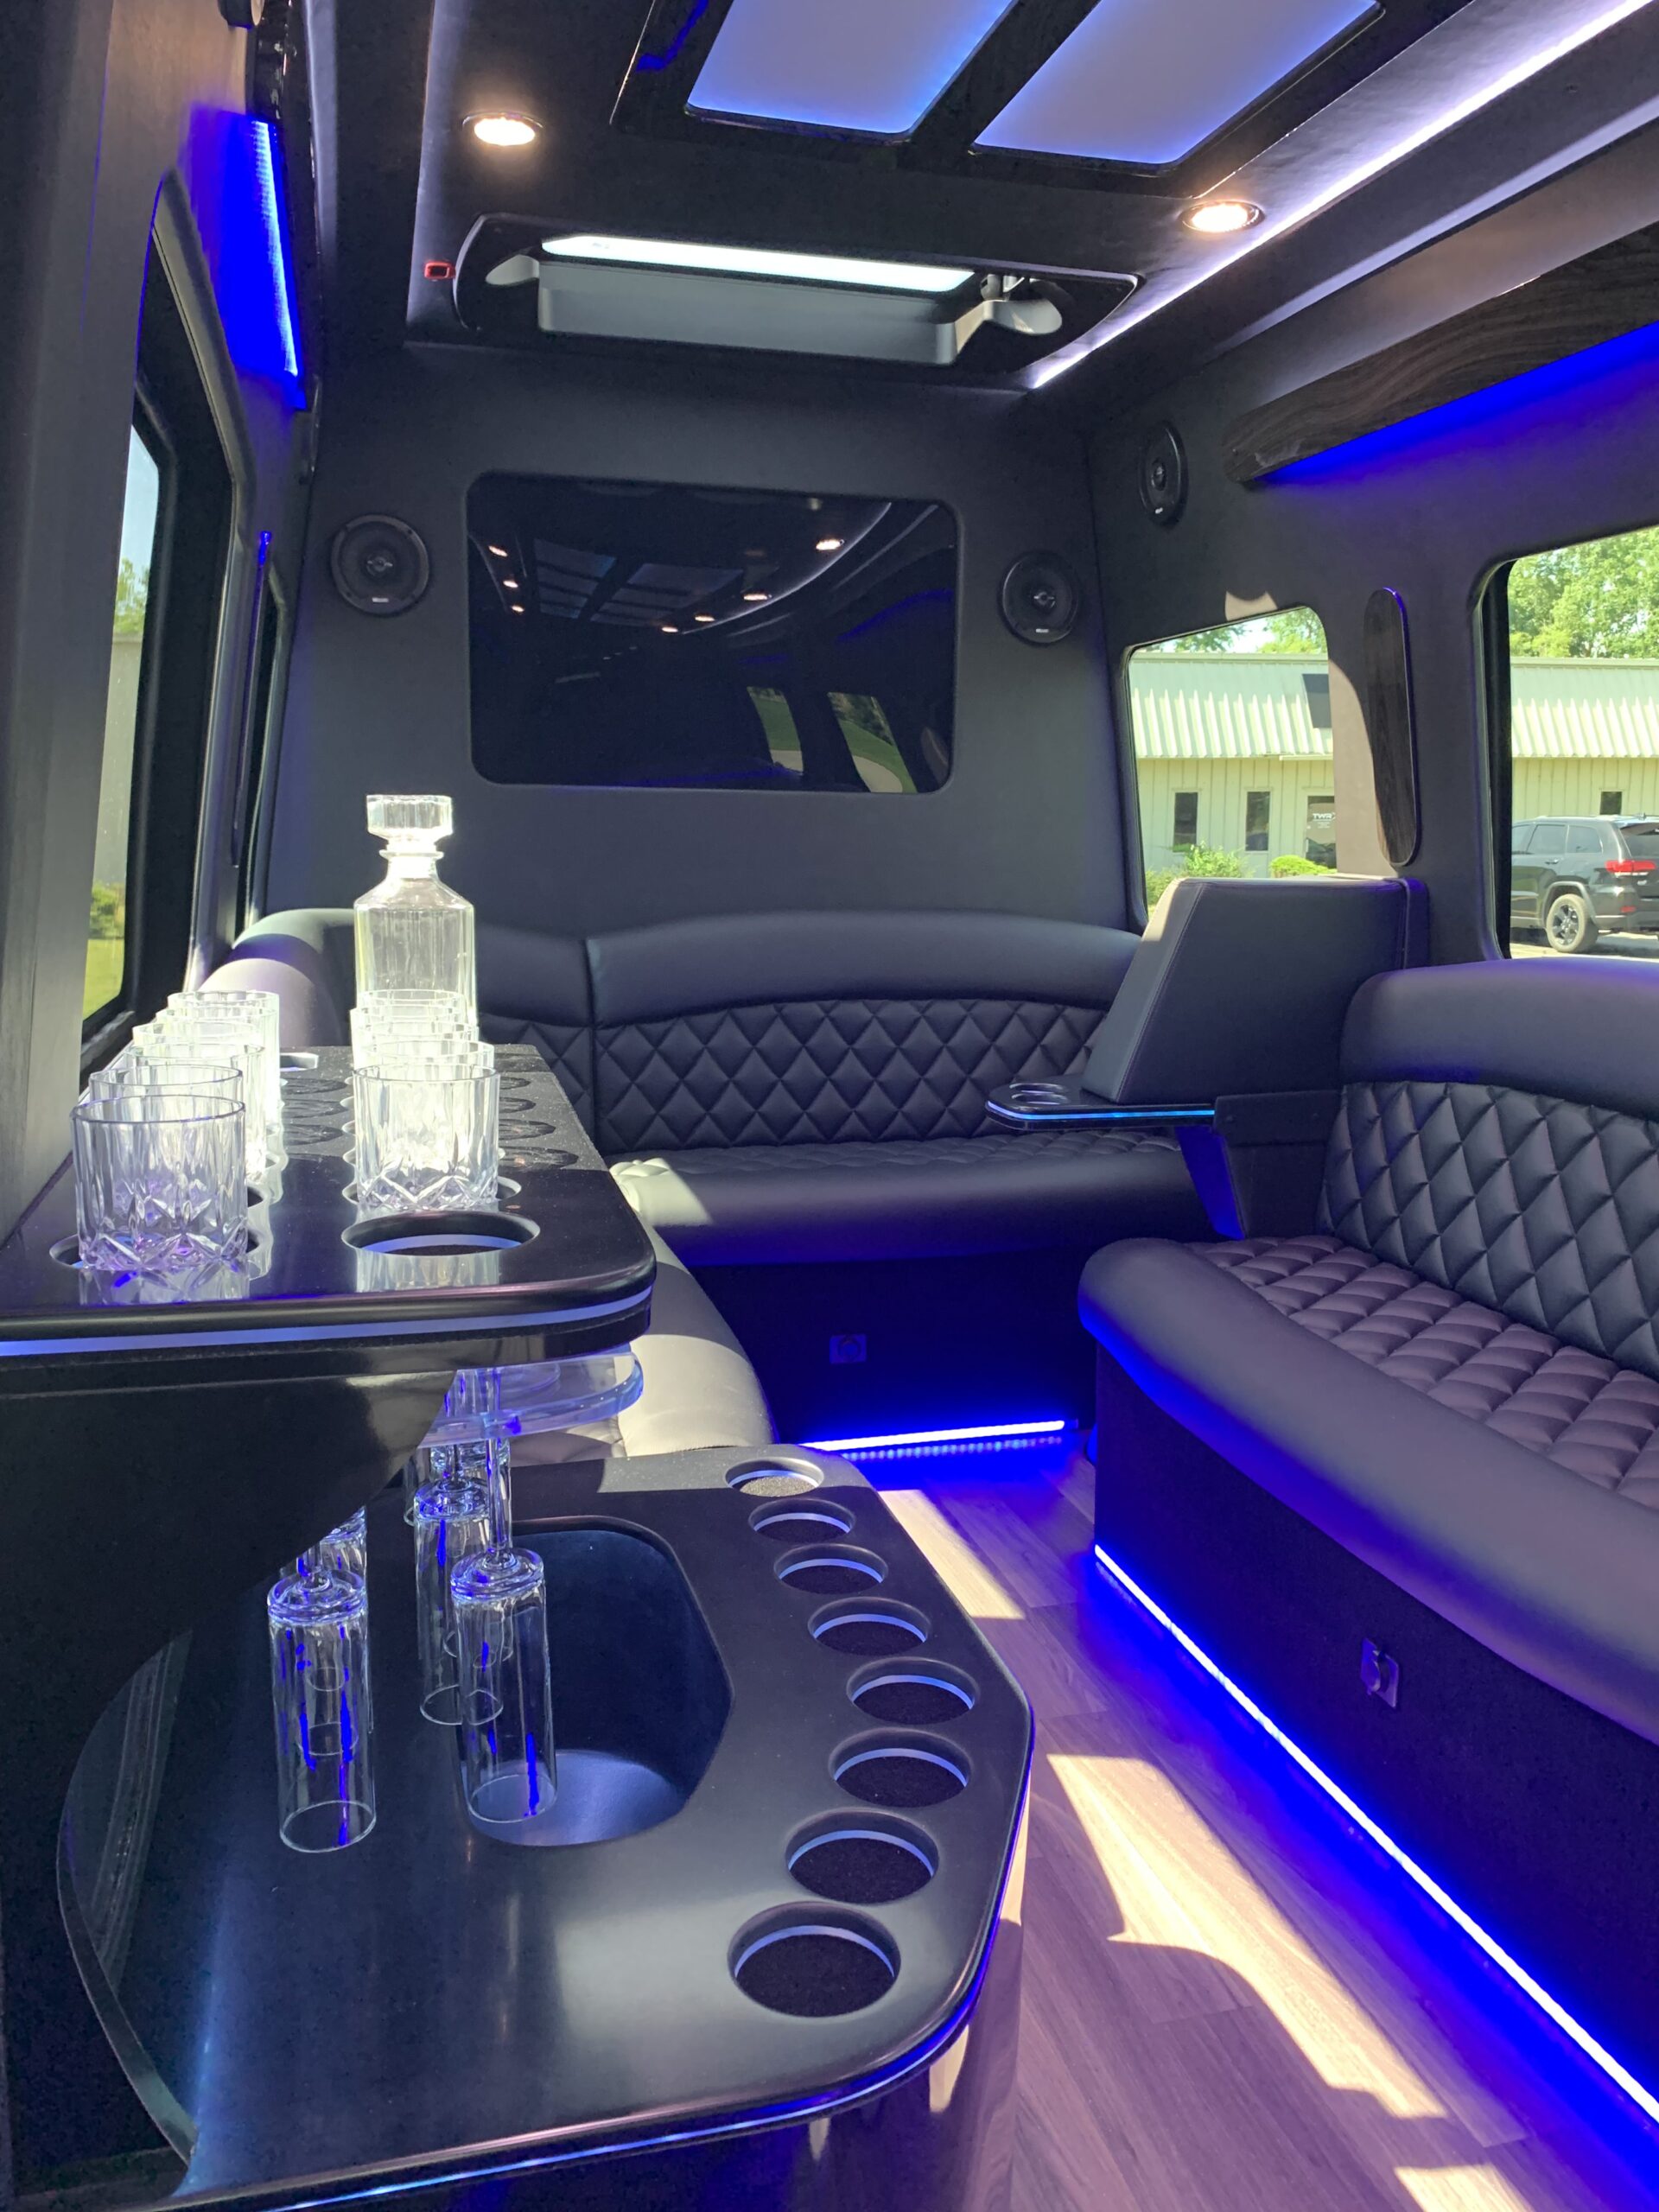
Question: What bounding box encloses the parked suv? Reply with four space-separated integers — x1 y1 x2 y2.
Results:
1510 816 1659 952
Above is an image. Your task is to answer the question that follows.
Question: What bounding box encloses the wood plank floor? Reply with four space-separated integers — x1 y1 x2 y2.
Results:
857 1445 1659 2212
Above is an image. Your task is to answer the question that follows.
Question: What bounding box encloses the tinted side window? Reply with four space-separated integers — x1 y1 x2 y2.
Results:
85 424 162 1021
1125 607 1345 907
1496 523 1659 960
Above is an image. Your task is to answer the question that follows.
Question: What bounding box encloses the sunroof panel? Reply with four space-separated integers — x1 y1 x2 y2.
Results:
976 0 1373 167
689 0 1020 140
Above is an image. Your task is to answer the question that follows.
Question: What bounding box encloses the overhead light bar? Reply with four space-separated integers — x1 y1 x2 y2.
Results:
978 0 1370 168
688 0 1021 141
539 233 973 295
1092 1541 1659 2127
1033 0 1657 388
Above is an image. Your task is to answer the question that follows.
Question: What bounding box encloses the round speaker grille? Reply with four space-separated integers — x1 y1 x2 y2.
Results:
999 552 1080 645
330 515 430 616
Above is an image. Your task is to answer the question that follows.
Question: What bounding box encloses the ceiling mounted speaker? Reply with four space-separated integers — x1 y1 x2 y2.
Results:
1000 553 1080 646
1138 423 1186 525
330 516 430 616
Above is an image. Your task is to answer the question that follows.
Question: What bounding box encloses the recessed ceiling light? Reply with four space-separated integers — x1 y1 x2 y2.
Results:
511 604 525 614
695 613 716 623
468 113 540 149
1184 200 1262 235
487 543 508 556
661 624 680 633
743 591 770 602
816 537 844 552
502 577 519 589
540 233 972 296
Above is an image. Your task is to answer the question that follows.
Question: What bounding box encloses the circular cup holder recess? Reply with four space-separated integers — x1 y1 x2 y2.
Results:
775 1544 886 1597
725 1452 825 1499
849 1659 977 1727
341 1210 538 1255
749 1497 854 1542
834 1733 969 1808
730 1908 897 2018
810 1600 930 1656
787 1814 937 1906
1009 1080 1070 1106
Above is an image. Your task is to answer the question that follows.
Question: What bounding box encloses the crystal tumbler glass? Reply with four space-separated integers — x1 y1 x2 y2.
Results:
267 1565 376 1852
146 1010 270 1181
352 1062 499 1215
187 988 283 1130
72 1091 247 1287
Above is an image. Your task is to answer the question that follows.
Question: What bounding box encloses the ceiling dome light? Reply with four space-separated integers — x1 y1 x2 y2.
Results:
487 543 509 556
694 613 715 623
468 113 540 149
743 591 769 602
1184 200 1262 236
816 537 844 553
540 233 972 296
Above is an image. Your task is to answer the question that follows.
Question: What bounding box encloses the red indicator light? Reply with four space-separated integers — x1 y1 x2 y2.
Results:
424 260 455 282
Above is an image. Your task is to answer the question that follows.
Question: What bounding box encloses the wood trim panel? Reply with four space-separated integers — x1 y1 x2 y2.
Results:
1224 223 1659 482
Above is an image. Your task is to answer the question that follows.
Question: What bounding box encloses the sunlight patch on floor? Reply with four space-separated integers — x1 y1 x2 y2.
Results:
1048 1749 1449 2121
879 1489 1025 1618
1395 2165 1537 2210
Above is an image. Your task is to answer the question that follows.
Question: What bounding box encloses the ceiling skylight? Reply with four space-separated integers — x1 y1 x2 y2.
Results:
687 0 1020 140
539 234 973 294
976 0 1373 167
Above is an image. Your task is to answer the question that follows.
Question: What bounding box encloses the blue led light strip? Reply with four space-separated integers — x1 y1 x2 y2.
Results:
808 1418 1072 1453
1091 1540 1659 2127
251 118 302 385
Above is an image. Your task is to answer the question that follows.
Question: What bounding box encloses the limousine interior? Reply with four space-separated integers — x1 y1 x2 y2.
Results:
5 2 1659 2209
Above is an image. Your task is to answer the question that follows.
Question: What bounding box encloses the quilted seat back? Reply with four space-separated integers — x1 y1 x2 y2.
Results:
593 996 1104 1152
1323 962 1659 1382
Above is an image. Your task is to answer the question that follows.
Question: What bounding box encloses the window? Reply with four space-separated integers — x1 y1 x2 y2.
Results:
1493 521 1659 959
1125 607 1339 905
467 474 956 791
86 425 162 1020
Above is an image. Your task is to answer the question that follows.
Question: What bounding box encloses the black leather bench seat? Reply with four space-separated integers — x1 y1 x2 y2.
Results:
1203 1234 1659 1505
612 1125 1201 1265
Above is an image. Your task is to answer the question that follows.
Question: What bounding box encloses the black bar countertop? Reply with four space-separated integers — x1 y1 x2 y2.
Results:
62 1448 1033 2208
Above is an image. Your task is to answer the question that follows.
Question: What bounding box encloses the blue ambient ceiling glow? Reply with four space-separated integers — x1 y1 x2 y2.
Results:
977 0 1373 167
689 0 1021 140
540 233 972 294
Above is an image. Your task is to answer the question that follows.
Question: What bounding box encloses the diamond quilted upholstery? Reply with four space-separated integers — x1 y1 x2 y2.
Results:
1321 1077 1659 1382
620 1124 1180 1182
480 1014 594 1134
1205 1233 1659 1509
594 997 1103 1154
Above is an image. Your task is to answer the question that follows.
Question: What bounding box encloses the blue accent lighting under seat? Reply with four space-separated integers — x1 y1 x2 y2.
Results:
976 0 1373 167
689 0 1020 140
1091 1540 1659 2131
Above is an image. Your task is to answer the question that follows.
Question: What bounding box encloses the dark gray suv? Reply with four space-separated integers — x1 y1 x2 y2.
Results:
1510 816 1659 952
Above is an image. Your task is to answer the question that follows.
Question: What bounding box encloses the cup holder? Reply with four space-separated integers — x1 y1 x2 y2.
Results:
849 1661 976 1727
730 1909 897 2018
776 1545 886 1597
787 1815 936 1905
810 1602 929 1656
1009 1081 1070 1106
834 1734 969 1808
725 1453 824 1498
749 1498 855 1542
341 1211 538 1255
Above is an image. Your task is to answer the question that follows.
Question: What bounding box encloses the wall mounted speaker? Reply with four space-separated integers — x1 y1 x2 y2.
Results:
1138 423 1186 525
330 516 430 616
999 552 1080 645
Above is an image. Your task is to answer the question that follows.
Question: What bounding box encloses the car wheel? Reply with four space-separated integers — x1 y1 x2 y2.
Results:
1544 890 1599 954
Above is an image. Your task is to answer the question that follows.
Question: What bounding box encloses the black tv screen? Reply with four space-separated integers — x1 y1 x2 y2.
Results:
467 474 956 792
